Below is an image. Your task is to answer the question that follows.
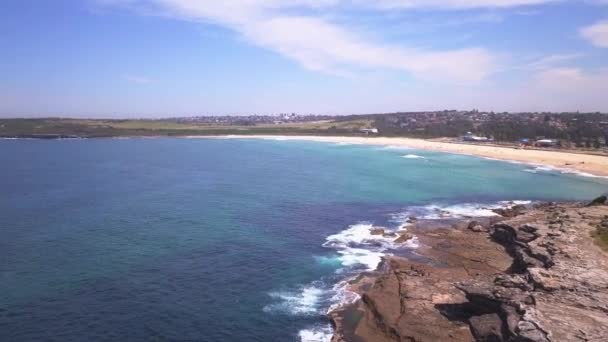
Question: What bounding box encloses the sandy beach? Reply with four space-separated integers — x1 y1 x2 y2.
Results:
215 135 608 177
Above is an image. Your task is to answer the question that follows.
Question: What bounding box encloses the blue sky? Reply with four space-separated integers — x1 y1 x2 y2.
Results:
1 0 608 117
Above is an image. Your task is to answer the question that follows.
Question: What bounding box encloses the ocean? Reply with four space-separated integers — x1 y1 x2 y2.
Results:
1 137 607 341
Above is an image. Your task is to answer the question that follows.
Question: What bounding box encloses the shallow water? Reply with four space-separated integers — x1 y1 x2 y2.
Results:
1 138 606 341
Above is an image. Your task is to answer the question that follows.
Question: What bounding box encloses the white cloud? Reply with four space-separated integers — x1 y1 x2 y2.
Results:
95 0 608 113
359 0 558 10
580 20 608 48
533 67 606 91
108 0 496 83
520 67 608 111
488 67 608 112
520 53 584 71
362 66 608 113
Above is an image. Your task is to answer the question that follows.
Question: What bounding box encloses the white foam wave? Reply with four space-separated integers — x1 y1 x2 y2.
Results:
323 223 386 270
380 145 412 150
323 223 416 271
521 165 608 179
264 284 327 316
479 156 608 179
334 141 362 146
266 222 420 322
402 154 425 159
327 279 361 313
390 201 532 222
269 200 533 338
325 223 377 246
480 156 527 165
559 169 607 178
523 165 556 174
335 247 385 270
313 255 343 267
299 324 333 342
266 136 291 141
429 204 499 218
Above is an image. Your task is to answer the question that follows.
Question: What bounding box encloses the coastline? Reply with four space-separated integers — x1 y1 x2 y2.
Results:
210 135 608 177
299 201 535 342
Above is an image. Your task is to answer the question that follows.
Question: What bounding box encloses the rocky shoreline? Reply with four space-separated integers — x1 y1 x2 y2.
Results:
329 198 608 341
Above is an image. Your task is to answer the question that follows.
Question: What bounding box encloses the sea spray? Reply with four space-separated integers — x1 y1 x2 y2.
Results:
293 200 534 341
264 282 329 316
298 324 334 342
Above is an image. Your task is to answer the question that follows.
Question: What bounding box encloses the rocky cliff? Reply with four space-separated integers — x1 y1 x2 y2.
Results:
330 200 608 342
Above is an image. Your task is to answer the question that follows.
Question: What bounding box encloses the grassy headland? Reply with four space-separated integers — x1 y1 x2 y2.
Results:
0 118 373 138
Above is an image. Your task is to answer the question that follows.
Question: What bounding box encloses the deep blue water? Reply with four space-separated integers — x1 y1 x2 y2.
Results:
1 138 607 341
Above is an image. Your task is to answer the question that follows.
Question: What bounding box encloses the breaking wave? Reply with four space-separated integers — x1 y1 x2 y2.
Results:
323 223 418 271
402 154 426 159
264 282 329 316
272 200 532 341
379 145 412 151
523 165 608 179
298 324 333 342
389 201 531 221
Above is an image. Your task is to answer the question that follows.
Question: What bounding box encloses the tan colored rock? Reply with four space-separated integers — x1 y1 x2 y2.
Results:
394 232 413 243
468 220 488 232
369 227 385 235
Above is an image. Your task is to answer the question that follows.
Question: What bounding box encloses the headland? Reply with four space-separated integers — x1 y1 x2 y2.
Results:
328 197 608 341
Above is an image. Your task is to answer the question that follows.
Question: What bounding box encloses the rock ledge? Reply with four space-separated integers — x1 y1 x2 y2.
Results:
330 202 608 342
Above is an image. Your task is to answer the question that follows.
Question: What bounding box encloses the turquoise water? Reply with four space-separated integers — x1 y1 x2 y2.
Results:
1 138 606 341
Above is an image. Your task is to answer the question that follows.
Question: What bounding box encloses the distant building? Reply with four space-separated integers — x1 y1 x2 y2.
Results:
535 139 558 147
463 132 491 142
360 128 379 135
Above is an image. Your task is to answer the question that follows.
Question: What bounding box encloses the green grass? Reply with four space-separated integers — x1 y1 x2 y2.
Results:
593 231 608 251
0 118 373 138
592 218 608 251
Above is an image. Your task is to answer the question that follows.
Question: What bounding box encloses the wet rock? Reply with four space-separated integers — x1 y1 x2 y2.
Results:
370 227 385 235
468 220 488 232
516 224 540 243
491 223 518 245
586 195 607 207
394 232 413 243
492 205 527 218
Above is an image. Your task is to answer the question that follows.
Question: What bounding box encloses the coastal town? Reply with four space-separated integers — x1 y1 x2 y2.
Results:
142 110 608 150
3 111 607 154
172 110 608 148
